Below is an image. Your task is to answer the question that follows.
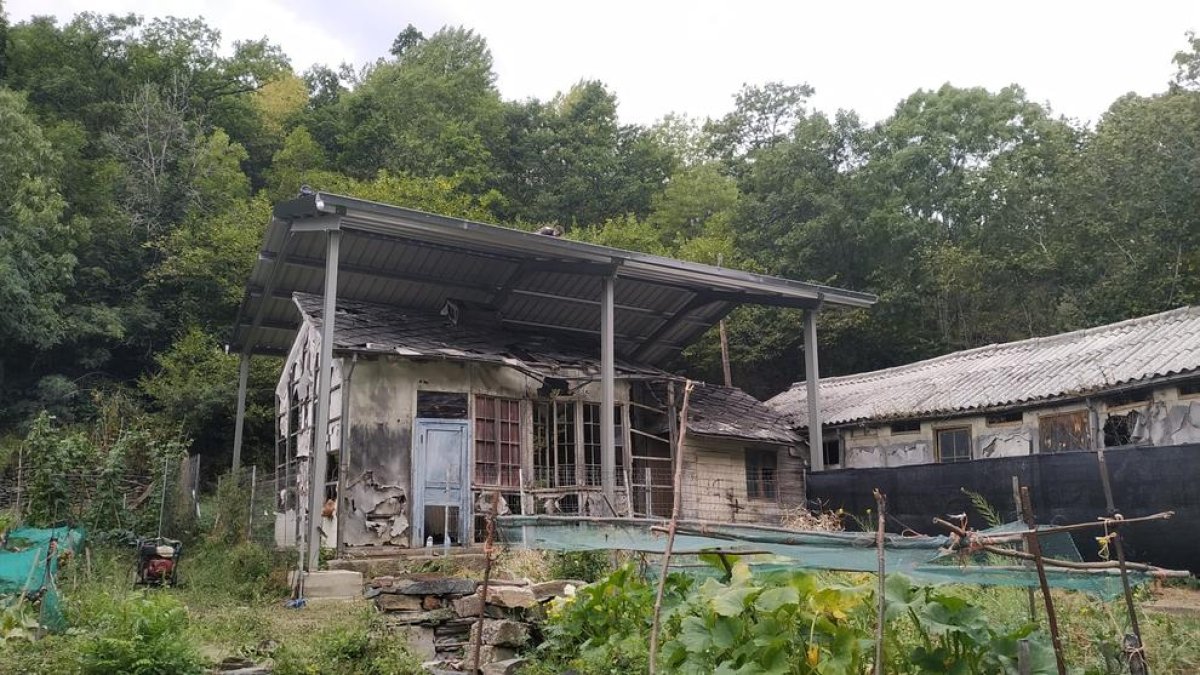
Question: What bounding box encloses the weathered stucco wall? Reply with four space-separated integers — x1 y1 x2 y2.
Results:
274 321 343 548
339 355 633 548
679 436 803 524
829 383 1200 471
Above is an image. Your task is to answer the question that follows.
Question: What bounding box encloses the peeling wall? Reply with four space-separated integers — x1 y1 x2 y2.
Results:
825 383 1200 471
679 436 803 524
273 322 343 548
339 355 633 549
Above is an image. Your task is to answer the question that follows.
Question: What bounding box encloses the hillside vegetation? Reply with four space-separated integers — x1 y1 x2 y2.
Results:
1 7 1199 470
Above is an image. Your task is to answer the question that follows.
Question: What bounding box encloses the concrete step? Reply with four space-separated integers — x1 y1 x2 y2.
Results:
289 569 364 599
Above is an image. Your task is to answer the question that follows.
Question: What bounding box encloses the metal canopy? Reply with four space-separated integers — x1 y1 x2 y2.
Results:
230 192 877 364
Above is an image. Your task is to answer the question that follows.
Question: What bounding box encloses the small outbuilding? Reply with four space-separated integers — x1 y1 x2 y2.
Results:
768 306 1200 470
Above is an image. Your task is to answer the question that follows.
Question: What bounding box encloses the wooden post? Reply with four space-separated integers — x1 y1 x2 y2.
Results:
1095 448 1147 673
1019 486 1067 675
1011 476 1036 621
873 489 886 675
1018 639 1031 675
472 491 501 673
648 380 695 675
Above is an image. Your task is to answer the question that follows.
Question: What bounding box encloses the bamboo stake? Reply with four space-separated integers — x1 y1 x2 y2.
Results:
472 491 501 674
648 380 694 675
1012 476 1037 622
873 489 886 675
1094 448 1147 674
1020 487 1067 675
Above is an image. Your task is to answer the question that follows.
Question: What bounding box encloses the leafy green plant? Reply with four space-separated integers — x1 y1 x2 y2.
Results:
79 591 205 674
961 488 1004 528
547 550 613 582
661 564 872 675
884 574 1057 674
534 563 689 673
0 601 41 643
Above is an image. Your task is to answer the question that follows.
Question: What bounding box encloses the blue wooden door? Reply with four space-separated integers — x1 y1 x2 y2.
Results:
411 419 470 547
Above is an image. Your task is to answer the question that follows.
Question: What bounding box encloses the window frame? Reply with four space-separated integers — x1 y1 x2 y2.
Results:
822 435 842 468
744 448 778 501
473 395 522 488
1037 410 1090 454
533 399 625 489
935 426 973 463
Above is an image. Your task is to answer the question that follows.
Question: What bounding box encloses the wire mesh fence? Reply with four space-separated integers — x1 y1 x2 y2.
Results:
0 452 199 539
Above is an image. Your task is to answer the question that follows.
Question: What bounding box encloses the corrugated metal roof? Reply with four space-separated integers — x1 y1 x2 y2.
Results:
767 306 1200 428
230 192 876 364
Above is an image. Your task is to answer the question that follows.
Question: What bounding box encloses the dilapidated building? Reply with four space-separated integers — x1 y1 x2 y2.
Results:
229 192 874 563
768 307 1200 470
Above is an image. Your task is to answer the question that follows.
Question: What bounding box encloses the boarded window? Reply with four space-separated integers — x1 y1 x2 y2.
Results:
417 391 468 419
1038 411 1089 453
936 427 972 463
744 449 778 500
474 396 521 486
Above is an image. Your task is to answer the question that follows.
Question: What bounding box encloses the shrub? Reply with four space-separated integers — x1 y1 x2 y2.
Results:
79 592 204 674
273 614 422 675
186 541 290 604
547 550 612 582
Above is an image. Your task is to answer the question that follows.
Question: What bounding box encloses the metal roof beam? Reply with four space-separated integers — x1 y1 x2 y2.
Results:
705 290 823 310
500 317 644 343
237 230 299 356
632 294 720 361
264 251 496 294
508 288 699 320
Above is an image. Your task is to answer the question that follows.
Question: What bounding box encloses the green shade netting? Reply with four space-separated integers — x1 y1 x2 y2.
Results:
1 526 86 632
496 516 1145 600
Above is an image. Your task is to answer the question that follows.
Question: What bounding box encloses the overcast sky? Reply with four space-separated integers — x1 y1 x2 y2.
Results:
10 0 1200 126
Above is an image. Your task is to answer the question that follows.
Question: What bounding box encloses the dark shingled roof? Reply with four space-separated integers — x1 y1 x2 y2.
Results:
686 384 799 446
292 293 796 445
293 292 662 377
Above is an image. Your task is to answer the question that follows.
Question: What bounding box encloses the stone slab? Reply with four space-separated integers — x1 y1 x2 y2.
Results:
289 570 364 599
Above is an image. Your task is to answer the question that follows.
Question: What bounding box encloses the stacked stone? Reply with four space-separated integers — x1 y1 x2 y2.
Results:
365 574 584 673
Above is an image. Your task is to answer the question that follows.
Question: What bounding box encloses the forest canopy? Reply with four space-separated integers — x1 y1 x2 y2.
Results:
1 8 1198 469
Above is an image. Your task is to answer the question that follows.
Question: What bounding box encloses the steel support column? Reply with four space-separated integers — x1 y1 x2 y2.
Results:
804 309 824 471
231 352 251 472
308 229 341 569
600 275 616 510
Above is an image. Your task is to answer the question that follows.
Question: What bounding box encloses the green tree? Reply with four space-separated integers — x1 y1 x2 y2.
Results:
337 26 503 184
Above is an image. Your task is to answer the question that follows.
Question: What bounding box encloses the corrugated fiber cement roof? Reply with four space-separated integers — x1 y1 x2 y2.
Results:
768 306 1200 428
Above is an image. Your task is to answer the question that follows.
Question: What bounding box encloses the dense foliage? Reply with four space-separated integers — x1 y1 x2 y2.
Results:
530 562 1061 675
1 6 1199 467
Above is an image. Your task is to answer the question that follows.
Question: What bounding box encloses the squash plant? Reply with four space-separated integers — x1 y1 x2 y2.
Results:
883 574 1057 674
660 562 872 675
